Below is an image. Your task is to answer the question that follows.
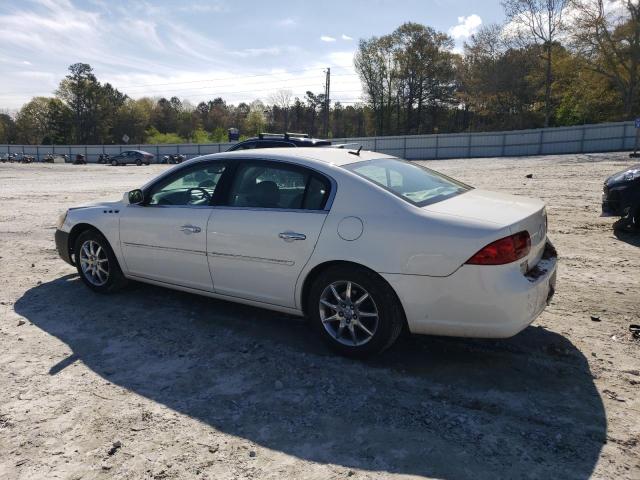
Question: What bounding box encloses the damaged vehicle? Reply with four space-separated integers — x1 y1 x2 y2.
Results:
602 163 640 230
54 148 557 357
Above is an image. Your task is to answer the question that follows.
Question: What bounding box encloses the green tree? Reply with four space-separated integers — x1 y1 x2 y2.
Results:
15 97 51 144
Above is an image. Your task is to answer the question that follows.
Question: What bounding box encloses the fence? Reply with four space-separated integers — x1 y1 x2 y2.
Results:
1 121 637 163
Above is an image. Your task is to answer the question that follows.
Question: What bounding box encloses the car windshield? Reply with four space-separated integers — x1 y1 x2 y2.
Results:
345 158 471 207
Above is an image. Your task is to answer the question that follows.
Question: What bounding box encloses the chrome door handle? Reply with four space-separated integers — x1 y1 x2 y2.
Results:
279 232 306 242
180 224 201 234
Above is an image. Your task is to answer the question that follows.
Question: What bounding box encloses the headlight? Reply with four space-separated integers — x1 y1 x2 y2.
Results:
57 210 68 229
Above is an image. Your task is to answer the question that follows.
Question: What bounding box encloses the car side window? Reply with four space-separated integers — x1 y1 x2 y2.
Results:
147 162 227 206
227 162 330 210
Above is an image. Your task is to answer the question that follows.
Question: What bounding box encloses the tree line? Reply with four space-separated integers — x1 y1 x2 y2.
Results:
356 0 639 135
0 0 638 145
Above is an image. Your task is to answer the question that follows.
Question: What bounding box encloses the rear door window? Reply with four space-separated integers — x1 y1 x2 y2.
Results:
226 162 330 210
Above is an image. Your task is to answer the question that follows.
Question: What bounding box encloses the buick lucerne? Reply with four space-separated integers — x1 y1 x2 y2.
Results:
55 148 557 356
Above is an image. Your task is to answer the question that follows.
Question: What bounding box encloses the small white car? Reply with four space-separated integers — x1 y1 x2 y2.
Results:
55 148 557 356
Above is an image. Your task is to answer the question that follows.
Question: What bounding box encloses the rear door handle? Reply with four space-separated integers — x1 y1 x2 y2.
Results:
180 224 201 234
279 231 306 242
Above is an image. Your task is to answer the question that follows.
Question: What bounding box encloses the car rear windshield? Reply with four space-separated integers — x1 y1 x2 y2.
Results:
345 158 471 207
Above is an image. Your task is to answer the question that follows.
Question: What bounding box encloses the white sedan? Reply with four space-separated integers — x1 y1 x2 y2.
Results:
55 148 557 356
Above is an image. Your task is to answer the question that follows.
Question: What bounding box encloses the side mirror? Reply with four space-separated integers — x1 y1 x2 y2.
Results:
127 189 144 205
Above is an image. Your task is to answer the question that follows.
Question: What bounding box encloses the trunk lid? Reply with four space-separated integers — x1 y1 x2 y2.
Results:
423 189 548 267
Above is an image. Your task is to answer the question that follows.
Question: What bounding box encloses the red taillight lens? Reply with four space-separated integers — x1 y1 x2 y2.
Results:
465 231 531 265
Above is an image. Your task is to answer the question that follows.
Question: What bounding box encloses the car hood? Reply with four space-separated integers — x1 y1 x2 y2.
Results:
605 164 640 186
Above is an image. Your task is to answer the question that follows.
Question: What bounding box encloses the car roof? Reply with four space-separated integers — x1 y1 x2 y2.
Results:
196 147 394 168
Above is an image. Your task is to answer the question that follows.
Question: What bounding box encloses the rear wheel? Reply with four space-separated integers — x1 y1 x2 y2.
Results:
309 265 404 357
136 158 142 166
74 229 127 293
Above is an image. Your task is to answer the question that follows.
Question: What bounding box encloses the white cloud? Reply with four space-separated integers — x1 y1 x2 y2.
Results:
278 17 296 27
320 35 336 42
448 14 482 40
341 34 353 41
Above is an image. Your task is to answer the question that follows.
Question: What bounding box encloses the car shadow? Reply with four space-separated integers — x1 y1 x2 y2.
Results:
614 227 640 247
15 275 606 479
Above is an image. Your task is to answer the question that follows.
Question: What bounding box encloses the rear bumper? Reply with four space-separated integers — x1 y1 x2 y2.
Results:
382 241 558 338
55 229 73 266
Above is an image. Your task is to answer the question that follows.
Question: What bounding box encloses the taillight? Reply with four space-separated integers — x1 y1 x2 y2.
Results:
466 231 531 265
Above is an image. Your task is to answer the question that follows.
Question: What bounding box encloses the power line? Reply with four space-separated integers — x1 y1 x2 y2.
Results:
0 68 359 98
109 64 356 90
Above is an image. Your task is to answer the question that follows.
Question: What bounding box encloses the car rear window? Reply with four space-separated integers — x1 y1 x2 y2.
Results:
345 159 471 207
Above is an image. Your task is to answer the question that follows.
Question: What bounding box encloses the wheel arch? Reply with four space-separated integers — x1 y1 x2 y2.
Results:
67 223 109 264
299 260 407 326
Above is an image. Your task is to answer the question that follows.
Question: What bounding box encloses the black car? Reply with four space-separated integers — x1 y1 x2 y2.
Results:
602 163 640 230
109 150 154 166
226 132 331 151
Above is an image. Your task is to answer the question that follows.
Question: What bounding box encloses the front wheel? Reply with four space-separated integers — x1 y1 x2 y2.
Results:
309 265 404 357
111 160 118 166
74 230 127 293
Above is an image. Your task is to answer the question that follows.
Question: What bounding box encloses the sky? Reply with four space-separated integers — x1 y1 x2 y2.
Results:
0 0 504 111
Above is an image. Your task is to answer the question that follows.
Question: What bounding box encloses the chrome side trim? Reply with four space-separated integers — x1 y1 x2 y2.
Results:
122 241 207 256
208 251 294 266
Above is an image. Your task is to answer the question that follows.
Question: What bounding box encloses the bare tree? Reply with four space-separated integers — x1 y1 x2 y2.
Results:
503 0 569 126
568 0 640 118
269 89 293 130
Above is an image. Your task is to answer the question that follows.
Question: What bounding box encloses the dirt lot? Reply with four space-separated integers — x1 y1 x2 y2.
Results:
0 153 638 480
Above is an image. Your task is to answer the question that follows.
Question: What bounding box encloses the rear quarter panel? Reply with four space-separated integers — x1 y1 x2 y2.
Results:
295 169 512 307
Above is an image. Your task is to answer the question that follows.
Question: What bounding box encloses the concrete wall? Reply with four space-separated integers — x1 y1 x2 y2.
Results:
1 121 637 163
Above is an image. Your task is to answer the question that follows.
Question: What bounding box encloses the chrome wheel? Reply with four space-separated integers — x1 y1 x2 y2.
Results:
319 280 379 346
79 240 109 286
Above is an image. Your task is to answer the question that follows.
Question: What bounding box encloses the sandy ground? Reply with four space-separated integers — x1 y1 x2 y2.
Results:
0 153 638 480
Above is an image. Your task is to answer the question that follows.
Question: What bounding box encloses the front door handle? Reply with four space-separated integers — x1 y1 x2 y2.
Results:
180 224 201 234
279 231 306 242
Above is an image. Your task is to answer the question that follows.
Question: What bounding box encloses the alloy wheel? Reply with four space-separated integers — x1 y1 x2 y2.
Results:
79 240 109 286
319 280 379 346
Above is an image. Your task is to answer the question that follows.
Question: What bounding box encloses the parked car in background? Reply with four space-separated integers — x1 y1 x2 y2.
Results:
55 147 557 357
109 150 154 166
162 154 185 164
602 163 640 230
227 132 331 151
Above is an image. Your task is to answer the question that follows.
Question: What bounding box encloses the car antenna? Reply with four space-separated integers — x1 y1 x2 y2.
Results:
348 146 362 156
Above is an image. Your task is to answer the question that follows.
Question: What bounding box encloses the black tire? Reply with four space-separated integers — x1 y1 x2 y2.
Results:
74 229 127 293
136 158 142 166
308 265 404 357
632 205 640 231
111 159 118 166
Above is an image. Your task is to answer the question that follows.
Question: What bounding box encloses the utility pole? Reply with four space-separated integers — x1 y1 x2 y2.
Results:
323 67 330 137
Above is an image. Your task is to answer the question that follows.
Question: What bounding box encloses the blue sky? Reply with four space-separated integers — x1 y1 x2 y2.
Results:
0 0 504 110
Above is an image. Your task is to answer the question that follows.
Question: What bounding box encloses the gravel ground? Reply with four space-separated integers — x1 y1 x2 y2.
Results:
0 153 638 480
